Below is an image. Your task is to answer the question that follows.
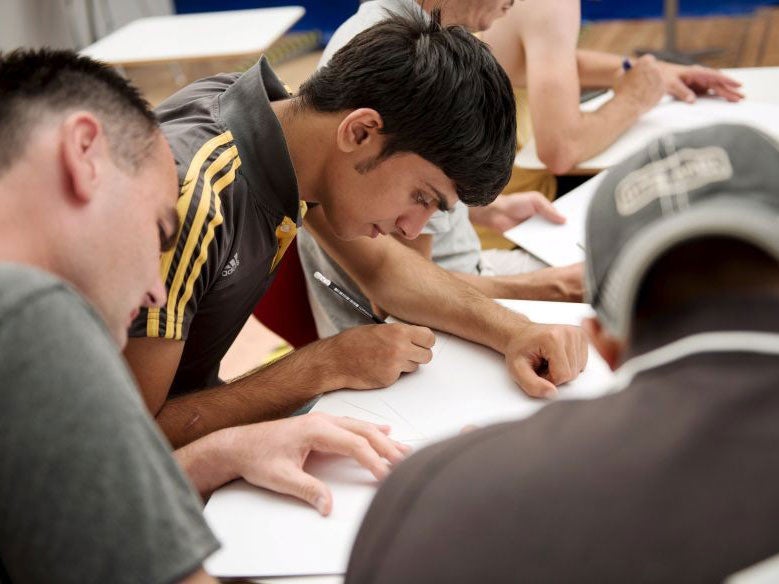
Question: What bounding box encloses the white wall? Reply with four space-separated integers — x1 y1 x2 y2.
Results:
0 0 173 51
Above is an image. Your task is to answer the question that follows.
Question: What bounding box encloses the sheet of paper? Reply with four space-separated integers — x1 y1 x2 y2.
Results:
204 455 377 578
502 172 606 267
204 300 614 578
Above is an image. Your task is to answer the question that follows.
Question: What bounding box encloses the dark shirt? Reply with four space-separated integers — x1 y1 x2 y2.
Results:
129 57 303 393
347 294 779 584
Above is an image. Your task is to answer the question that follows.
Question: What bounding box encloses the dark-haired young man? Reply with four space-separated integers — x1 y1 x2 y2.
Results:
0 48 411 584
300 0 744 342
125 10 589 449
299 0 583 344
346 124 779 583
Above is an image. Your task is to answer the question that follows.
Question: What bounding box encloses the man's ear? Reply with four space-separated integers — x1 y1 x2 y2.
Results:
335 108 383 154
60 112 106 204
582 317 624 371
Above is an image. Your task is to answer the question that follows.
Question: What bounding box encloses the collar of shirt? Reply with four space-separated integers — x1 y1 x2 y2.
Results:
219 57 303 225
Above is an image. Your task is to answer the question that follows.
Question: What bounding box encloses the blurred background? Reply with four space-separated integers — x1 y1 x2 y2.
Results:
3 1 779 107
4 1 779 51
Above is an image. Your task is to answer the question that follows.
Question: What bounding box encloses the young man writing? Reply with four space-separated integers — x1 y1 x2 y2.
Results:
125 10 589 448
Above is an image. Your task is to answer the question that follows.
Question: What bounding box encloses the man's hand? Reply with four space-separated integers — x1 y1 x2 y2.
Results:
613 55 665 116
656 61 744 103
323 323 436 389
222 413 411 515
469 192 566 233
505 322 588 399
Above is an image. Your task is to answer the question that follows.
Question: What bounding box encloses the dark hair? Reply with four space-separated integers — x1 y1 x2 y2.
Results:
297 8 517 206
0 48 158 175
633 236 779 332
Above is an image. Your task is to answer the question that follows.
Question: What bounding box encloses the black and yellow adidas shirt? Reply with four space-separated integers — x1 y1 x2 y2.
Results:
129 57 304 394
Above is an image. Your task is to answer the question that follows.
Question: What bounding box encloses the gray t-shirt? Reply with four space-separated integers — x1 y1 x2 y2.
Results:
298 0 481 338
0 264 219 583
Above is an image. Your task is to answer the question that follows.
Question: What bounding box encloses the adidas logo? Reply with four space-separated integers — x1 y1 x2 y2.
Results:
222 253 240 277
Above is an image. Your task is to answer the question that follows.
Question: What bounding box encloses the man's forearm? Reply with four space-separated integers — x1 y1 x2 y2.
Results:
158 340 341 448
573 98 643 163
539 93 644 173
174 427 239 497
452 270 574 302
304 211 533 355
385 259 531 355
576 49 623 88
332 237 530 354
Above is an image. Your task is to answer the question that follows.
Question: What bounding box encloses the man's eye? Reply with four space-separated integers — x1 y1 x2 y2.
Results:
416 193 430 208
158 223 174 252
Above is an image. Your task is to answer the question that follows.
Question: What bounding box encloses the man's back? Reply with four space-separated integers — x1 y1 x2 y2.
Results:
0 264 217 583
347 294 779 583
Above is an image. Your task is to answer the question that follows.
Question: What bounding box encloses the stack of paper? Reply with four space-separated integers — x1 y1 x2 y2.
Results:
503 172 606 267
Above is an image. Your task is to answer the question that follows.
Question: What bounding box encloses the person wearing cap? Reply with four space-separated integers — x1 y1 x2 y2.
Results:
345 124 779 583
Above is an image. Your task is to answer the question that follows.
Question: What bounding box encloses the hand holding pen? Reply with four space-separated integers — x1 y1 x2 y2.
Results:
312 271 436 388
614 54 665 115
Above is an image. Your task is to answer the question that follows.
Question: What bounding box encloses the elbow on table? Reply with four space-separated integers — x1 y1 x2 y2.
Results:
537 140 579 175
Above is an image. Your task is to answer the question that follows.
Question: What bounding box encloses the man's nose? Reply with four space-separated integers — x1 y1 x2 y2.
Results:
395 207 435 240
143 277 167 309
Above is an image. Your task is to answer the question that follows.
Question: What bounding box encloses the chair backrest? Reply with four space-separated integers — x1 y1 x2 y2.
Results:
253 238 319 349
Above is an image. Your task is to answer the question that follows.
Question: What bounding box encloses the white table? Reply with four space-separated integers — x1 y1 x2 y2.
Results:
515 66 779 173
80 7 305 66
203 300 615 581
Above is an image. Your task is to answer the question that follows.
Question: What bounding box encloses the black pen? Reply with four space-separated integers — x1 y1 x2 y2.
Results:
313 271 385 324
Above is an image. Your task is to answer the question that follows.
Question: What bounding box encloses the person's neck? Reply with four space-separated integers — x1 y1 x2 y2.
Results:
416 0 460 27
270 99 335 204
0 177 57 272
625 291 779 361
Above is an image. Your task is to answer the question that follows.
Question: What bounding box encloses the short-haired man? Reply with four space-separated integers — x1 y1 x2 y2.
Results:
0 49 409 583
125 10 589 449
346 124 779 583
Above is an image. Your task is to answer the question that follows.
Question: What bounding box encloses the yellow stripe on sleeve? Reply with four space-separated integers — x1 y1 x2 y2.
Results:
163 145 239 339
172 155 242 339
147 131 234 338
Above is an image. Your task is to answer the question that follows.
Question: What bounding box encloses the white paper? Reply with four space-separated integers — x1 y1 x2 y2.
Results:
502 172 606 267
204 300 614 578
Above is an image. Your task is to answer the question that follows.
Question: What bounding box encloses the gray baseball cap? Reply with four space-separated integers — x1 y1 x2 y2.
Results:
585 123 779 340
